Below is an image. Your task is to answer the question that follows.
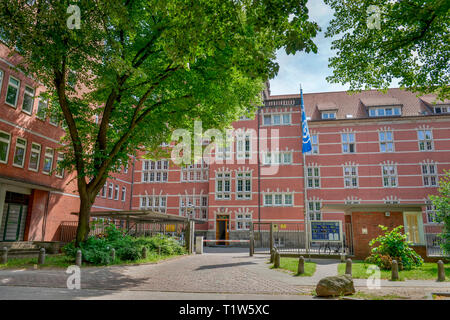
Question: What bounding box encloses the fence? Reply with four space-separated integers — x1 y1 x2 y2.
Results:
252 222 352 255
425 224 446 257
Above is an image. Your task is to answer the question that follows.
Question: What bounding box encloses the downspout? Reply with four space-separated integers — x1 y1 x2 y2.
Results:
42 191 50 241
257 106 261 225
129 155 136 211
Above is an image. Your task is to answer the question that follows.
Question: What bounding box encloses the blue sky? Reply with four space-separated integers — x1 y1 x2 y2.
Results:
269 0 349 95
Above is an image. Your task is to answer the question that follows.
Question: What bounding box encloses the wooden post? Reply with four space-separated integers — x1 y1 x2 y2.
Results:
111 248 115 262
270 248 275 263
437 260 445 282
345 258 352 276
142 247 147 259
391 260 399 281
1 247 8 264
298 256 305 275
38 248 46 265
274 250 280 268
76 250 82 267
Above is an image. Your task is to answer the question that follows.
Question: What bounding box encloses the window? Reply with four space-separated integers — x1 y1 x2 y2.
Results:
0 70 3 95
216 172 231 200
379 131 394 152
369 106 401 117
343 165 358 188
13 138 27 167
307 201 322 221
426 202 437 223
101 182 107 198
179 195 207 220
28 143 41 171
262 113 291 125
108 183 113 199
321 111 336 119
422 163 438 187
55 153 64 178
36 98 48 120
181 159 209 182
382 164 398 187
263 193 293 206
140 195 167 213
236 213 252 230
0 131 11 164
5 76 20 107
306 166 320 188
141 160 169 182
42 147 54 174
123 163 128 174
342 133 355 153
216 143 232 160
433 106 450 114
114 185 119 200
307 134 319 154
121 187 126 202
236 132 251 159
22 86 35 114
236 172 251 200
263 151 292 165
418 130 433 151
49 108 60 126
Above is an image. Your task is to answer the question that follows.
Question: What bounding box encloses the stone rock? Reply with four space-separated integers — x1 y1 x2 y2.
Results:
315 275 355 297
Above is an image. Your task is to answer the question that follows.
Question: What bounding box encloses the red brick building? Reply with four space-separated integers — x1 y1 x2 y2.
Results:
0 44 448 259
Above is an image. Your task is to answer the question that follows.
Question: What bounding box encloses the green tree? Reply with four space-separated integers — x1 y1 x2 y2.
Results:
325 0 450 101
430 171 450 255
0 0 319 245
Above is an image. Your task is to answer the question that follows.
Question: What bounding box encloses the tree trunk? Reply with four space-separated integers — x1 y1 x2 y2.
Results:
75 195 93 247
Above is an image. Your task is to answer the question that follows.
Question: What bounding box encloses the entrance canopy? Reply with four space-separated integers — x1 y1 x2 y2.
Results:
71 210 205 223
322 203 426 215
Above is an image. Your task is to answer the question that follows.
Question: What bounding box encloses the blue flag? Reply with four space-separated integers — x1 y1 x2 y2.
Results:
301 86 312 153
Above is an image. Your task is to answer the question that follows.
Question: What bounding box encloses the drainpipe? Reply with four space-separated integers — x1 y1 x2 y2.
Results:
42 191 50 241
257 106 261 226
129 155 136 211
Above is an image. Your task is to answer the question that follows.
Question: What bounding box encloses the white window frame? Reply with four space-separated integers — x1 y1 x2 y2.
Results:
0 131 11 164
0 70 4 96
28 142 41 171
262 113 291 126
321 111 336 120
42 147 54 175
418 129 434 151
421 163 438 187
236 172 252 200
342 133 356 153
236 213 252 230
114 184 119 200
121 187 126 202
236 133 252 159
307 201 322 221
382 164 398 187
306 166 320 189
141 195 167 213
369 106 401 117
215 172 231 200
21 86 35 115
343 165 358 188
13 137 27 168
141 159 169 182
263 193 293 207
425 202 438 224
55 153 64 178
5 76 20 108
181 159 209 182
379 131 394 153
101 182 107 198
307 134 319 154
108 183 113 199
36 97 48 120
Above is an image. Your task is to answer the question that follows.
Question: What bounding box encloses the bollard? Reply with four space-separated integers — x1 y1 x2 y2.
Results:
158 246 161 255
1 247 8 264
345 258 352 276
195 236 204 254
391 260 399 281
142 247 148 259
76 250 82 267
111 248 116 262
340 254 346 263
38 248 46 265
249 234 254 257
270 248 275 263
274 250 280 268
437 260 445 282
298 256 305 275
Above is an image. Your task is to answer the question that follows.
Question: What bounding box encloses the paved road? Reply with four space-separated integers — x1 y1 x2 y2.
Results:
0 248 448 300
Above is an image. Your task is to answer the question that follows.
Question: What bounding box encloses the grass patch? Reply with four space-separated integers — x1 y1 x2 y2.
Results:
0 252 184 269
345 291 410 300
271 257 316 276
338 260 450 281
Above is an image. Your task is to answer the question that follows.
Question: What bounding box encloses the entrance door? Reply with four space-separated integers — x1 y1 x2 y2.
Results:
216 215 229 245
1 192 30 242
405 213 420 244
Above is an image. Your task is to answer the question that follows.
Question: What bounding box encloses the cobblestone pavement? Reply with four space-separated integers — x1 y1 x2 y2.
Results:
0 248 448 299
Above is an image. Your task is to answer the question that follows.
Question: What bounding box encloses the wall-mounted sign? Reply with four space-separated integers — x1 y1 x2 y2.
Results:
310 221 342 242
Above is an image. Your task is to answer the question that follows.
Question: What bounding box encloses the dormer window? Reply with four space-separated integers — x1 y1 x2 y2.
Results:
321 111 336 120
368 106 401 117
433 106 449 114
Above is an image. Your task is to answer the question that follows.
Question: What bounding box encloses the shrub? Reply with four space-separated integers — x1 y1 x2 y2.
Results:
430 171 450 256
365 225 423 270
63 223 186 265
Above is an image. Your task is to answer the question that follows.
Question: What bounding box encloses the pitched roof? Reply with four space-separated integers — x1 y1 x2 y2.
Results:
265 88 439 120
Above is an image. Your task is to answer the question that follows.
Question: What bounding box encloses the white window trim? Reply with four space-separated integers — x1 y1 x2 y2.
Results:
121 187 126 202
12 137 27 168
379 131 395 153
0 130 11 164
5 76 20 108
114 184 119 200
306 166 320 189
36 97 48 120
417 129 434 151
307 200 322 221
341 132 356 154
343 165 358 188
108 183 114 199
21 86 35 115
235 172 252 200
141 159 169 183
236 213 252 230
381 164 398 188
215 172 231 200
42 147 54 175
28 142 41 172
421 163 438 187
263 193 294 207
262 113 291 126
55 153 64 178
